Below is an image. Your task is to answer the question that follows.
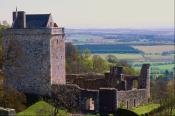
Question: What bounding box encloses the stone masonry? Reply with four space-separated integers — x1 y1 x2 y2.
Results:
2 11 65 95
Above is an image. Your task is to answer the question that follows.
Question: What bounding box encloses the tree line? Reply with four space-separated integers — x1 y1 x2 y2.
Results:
66 42 138 75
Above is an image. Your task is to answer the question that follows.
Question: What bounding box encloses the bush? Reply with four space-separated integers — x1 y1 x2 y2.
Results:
0 87 26 112
0 72 26 112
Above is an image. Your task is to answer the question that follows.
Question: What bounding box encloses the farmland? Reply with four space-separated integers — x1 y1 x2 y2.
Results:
132 45 174 54
93 53 174 72
76 44 142 54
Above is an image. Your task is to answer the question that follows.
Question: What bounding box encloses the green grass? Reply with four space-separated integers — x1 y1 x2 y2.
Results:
17 101 69 116
173 109 175 115
156 64 175 70
131 103 160 115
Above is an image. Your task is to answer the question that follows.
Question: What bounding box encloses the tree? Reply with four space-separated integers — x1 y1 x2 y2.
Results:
65 42 80 74
0 72 27 112
106 55 118 63
92 55 108 73
0 24 9 68
79 49 93 73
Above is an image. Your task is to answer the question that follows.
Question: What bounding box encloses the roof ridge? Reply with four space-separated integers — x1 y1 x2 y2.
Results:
26 14 50 15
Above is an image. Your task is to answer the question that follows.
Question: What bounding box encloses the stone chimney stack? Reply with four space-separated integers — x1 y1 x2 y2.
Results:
12 11 26 28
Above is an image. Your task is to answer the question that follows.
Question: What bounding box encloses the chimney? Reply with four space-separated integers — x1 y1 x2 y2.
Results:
12 11 26 28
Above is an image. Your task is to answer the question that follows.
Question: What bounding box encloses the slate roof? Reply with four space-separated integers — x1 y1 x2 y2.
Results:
12 13 50 28
26 14 50 28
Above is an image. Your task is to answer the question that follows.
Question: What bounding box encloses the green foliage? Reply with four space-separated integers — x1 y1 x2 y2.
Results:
92 55 108 73
106 55 118 63
66 43 108 74
17 101 69 116
131 103 160 115
118 101 126 109
0 87 26 112
0 24 9 68
123 67 139 75
66 43 138 75
0 72 26 112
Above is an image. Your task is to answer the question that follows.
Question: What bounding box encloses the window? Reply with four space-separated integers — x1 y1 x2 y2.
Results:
85 97 95 111
133 80 138 89
134 99 136 107
126 101 129 109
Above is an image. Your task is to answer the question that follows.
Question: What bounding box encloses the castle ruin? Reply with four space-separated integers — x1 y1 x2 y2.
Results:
3 11 150 114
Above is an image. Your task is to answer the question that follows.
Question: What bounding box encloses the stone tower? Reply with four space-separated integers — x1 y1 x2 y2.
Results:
139 64 150 98
2 11 65 95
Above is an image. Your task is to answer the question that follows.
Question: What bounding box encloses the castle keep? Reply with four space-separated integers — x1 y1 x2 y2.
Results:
3 11 150 114
3 11 65 95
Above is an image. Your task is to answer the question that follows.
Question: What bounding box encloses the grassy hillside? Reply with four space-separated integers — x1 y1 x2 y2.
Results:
17 101 69 116
131 103 160 115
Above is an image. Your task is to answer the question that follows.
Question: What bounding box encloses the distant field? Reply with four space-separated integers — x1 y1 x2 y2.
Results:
93 53 174 73
93 53 174 62
132 45 174 54
76 44 142 54
132 62 175 71
93 53 143 60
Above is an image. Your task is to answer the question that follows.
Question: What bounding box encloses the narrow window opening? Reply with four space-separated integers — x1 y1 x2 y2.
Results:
126 101 129 109
85 98 95 111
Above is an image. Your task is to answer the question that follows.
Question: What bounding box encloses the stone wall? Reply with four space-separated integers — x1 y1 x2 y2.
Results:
0 107 16 116
66 74 107 89
117 89 148 109
80 89 99 113
51 84 148 113
139 64 150 98
99 88 117 114
2 28 65 95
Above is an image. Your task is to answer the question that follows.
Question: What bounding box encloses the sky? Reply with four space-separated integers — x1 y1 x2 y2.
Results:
0 0 174 28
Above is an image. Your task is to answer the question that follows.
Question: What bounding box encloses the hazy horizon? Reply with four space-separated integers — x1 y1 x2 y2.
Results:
0 0 174 28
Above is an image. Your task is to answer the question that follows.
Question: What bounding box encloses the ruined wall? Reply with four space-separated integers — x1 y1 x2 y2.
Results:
117 89 148 109
3 28 65 95
51 84 148 113
80 89 99 113
66 74 107 89
51 84 118 113
139 64 150 98
99 88 117 114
